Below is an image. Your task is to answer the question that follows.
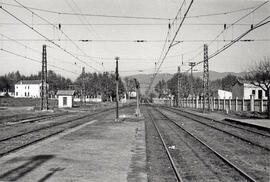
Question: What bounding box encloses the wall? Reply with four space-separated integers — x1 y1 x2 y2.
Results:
243 84 267 99
217 90 232 99
180 97 268 113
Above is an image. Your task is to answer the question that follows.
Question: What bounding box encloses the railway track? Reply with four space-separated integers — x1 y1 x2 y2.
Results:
5 112 71 125
0 107 114 158
166 106 270 136
146 106 257 182
161 106 270 152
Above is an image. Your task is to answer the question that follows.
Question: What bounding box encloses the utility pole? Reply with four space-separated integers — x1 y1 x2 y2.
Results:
134 78 140 116
115 57 119 122
81 67 86 105
177 66 181 107
189 62 196 97
203 44 209 113
41 44 48 110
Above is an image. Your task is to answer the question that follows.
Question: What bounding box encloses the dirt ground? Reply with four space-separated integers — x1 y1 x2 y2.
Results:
0 106 147 182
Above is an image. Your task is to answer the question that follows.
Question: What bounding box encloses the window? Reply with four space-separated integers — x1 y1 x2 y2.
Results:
258 90 262 99
63 97 67 106
16 92 18 96
252 90 255 95
25 92 27 96
28 86 30 89
25 86 27 89
28 92 29 97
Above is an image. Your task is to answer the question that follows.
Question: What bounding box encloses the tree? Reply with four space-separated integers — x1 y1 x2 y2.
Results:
124 77 136 99
221 74 238 91
243 57 270 118
0 76 10 92
154 79 167 98
166 73 203 99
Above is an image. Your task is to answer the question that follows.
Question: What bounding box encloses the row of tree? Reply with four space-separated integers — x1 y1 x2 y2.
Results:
154 74 238 99
0 70 72 94
0 70 126 101
153 57 270 118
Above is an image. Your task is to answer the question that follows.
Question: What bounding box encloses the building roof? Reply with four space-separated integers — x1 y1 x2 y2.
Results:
16 80 42 85
234 79 265 89
57 90 75 96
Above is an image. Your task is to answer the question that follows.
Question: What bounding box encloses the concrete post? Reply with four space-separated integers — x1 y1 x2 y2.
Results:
195 96 199 109
260 98 264 113
217 98 220 110
223 97 226 110
250 95 254 112
242 98 245 111
235 97 238 111
229 97 231 111
213 97 215 110
211 97 214 111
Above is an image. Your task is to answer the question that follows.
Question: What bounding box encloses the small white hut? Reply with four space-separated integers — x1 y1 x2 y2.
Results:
57 90 75 108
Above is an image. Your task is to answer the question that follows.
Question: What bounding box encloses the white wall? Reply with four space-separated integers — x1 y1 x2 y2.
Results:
243 84 267 99
15 83 49 98
217 90 232 99
58 95 73 108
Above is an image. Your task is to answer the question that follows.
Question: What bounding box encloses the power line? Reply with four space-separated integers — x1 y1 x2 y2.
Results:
0 33 81 67
67 0 115 56
0 48 78 75
146 0 194 95
182 1 269 66
0 2 258 20
1 2 170 20
186 16 270 72
2 38 268 42
13 0 102 68
0 5 100 72
0 22 263 26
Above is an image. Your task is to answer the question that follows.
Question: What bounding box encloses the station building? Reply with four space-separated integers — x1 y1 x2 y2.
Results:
14 80 49 98
232 80 267 99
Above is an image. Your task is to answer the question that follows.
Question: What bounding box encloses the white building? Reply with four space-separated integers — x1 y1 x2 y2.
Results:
217 89 232 99
232 80 267 99
57 90 75 108
14 80 49 98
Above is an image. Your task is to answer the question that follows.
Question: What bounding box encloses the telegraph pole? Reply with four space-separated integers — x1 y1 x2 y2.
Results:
81 67 86 104
41 45 48 110
189 62 196 97
134 78 140 116
203 44 209 113
115 57 119 122
177 66 181 107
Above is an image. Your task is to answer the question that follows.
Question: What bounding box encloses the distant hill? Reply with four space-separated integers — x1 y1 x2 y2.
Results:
193 71 246 81
125 73 173 95
125 71 245 95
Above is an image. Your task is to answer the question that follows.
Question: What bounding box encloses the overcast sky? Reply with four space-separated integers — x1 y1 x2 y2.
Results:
0 0 269 80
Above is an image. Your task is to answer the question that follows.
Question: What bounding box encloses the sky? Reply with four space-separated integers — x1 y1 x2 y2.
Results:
0 0 269 80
